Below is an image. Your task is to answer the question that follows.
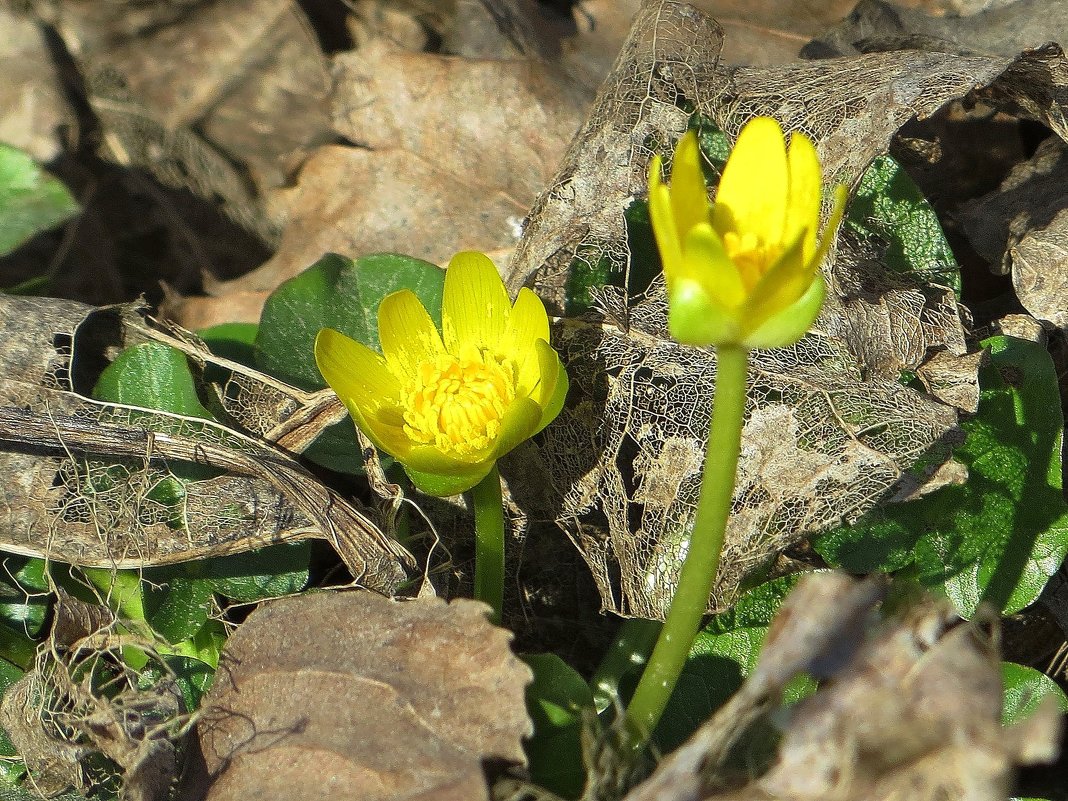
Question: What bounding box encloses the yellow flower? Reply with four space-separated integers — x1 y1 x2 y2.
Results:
648 118 848 349
314 252 569 497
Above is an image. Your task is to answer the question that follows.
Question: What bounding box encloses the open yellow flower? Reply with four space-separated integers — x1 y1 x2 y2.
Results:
315 251 568 497
648 118 848 349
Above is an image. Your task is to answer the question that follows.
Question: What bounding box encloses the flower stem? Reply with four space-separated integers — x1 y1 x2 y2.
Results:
624 344 749 746
471 464 506 623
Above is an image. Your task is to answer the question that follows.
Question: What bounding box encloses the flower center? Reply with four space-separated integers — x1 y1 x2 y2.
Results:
401 351 517 458
723 231 783 291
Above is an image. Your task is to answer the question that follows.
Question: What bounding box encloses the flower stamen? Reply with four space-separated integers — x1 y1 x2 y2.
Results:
722 231 783 291
402 352 517 457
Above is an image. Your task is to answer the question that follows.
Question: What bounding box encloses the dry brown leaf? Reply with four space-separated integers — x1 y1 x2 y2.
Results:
691 0 857 64
956 136 1068 274
50 0 332 246
624 574 1060 801
2 641 183 801
809 0 1068 57
0 8 73 163
1011 209 1068 328
204 40 588 310
195 592 532 801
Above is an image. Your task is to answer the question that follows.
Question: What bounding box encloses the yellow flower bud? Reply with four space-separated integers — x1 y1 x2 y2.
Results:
648 118 847 349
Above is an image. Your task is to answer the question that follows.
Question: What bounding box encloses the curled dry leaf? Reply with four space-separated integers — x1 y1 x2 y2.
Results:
2 639 182 801
690 0 857 65
625 573 1060 801
956 136 1068 276
195 592 532 801
1011 209 1068 328
0 294 412 592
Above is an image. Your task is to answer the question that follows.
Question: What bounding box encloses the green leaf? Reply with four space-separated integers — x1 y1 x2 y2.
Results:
198 542 311 602
1001 662 1068 726
92 342 213 421
521 653 594 800
4 559 48 593
142 573 215 645
846 154 961 296
255 252 444 389
177 619 227 670
254 253 443 473
652 574 813 752
142 542 309 640
815 336 1068 616
198 322 259 368
0 658 25 759
138 653 215 712
0 143 79 258
92 341 217 489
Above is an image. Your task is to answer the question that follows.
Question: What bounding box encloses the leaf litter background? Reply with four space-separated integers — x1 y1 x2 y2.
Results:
2 0 1068 799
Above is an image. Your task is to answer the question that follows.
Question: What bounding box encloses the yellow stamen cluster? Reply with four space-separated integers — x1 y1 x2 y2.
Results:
722 231 783 291
402 352 517 457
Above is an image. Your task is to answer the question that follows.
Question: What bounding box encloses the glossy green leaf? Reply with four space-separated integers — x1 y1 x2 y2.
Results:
521 653 594 800
815 336 1068 616
92 340 218 491
4 559 48 594
0 143 79 258
198 542 311 602
652 574 813 752
255 253 443 473
846 154 961 296
138 653 215 712
143 541 309 618
0 591 47 641
142 573 215 645
255 252 444 389
1001 662 1068 726
92 341 213 421
198 322 259 368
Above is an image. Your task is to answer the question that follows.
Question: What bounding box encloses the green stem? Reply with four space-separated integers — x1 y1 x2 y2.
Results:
624 344 749 746
591 618 663 713
471 464 506 623
83 567 151 670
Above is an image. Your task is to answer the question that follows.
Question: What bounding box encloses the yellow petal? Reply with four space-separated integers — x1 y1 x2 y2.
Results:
784 131 821 263
681 222 745 308
378 290 444 377
506 287 550 351
442 251 510 354
315 328 402 411
669 131 712 240
743 273 825 349
649 155 684 278
492 397 543 461
506 288 552 396
712 117 789 248
808 183 849 271
533 339 568 434
742 233 810 330
315 328 411 457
